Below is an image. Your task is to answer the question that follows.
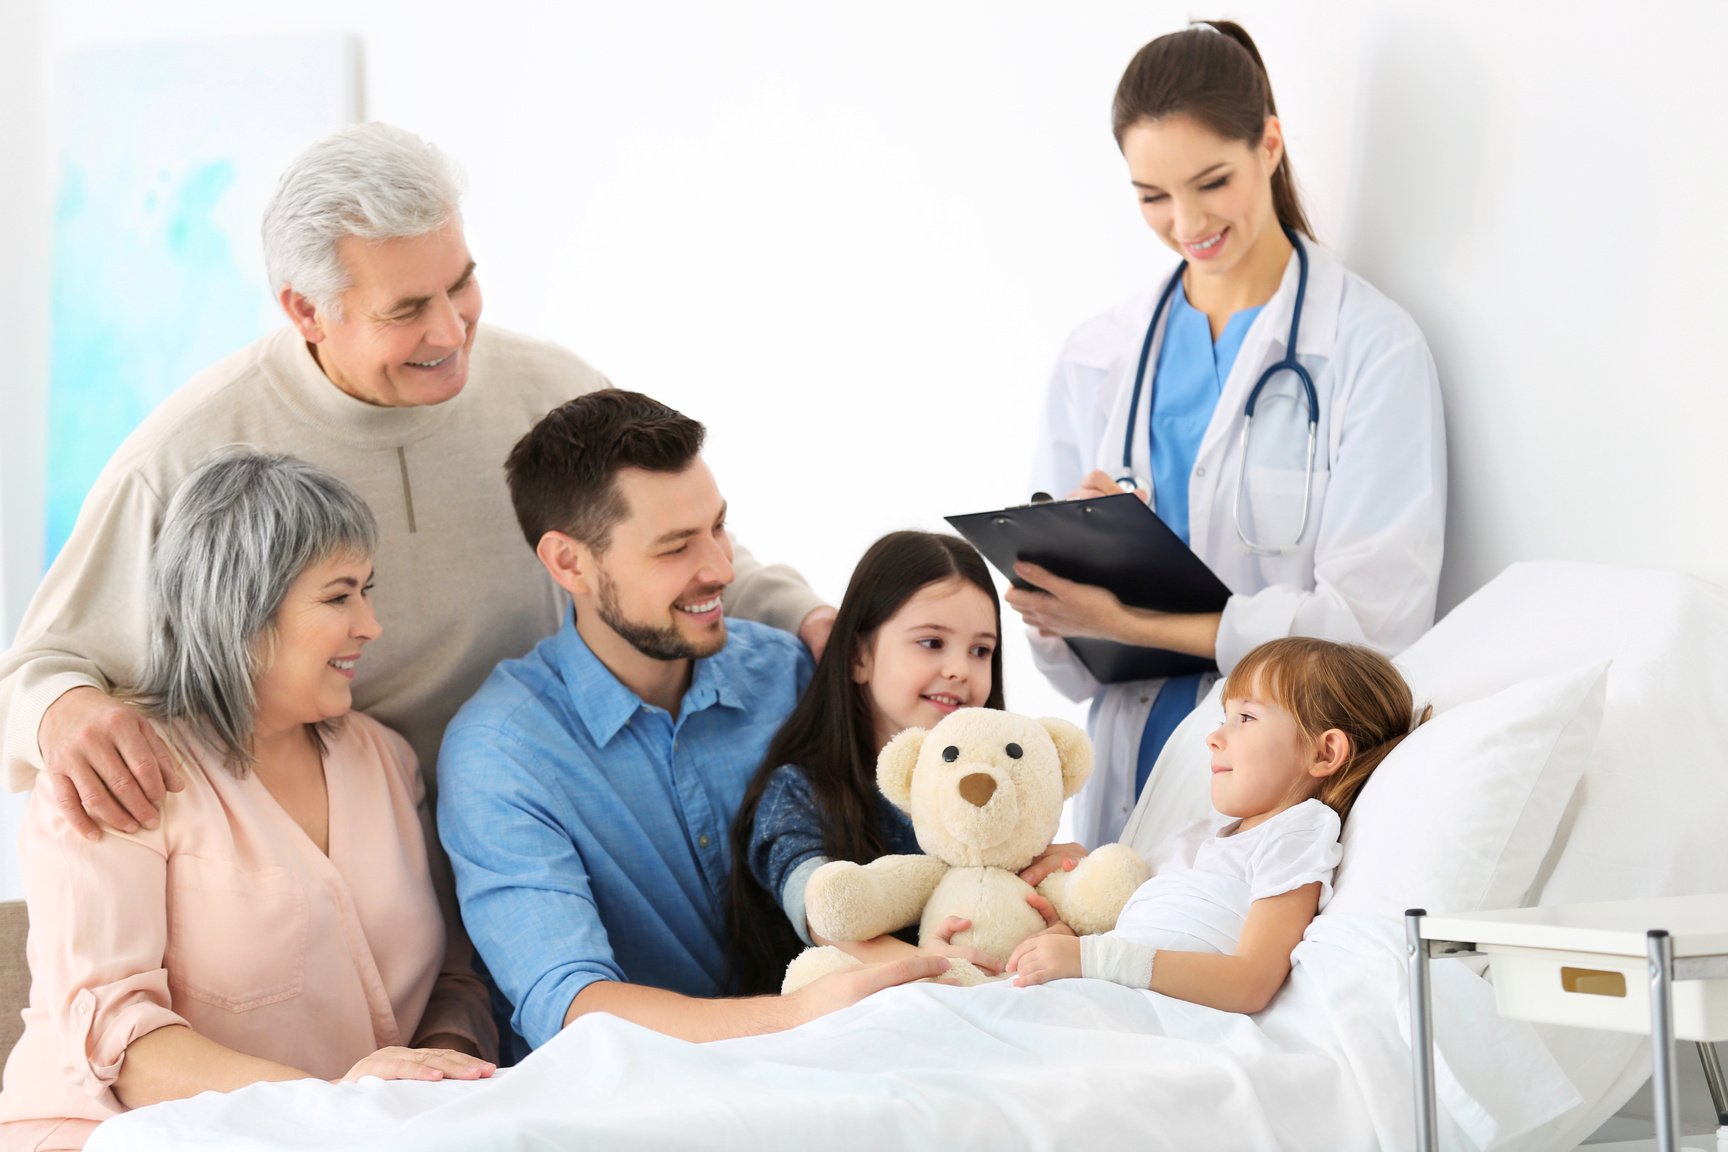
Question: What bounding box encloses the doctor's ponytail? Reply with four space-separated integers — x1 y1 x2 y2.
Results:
1112 20 1315 241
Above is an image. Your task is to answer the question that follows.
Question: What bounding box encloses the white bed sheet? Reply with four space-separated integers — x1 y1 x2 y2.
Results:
89 916 1575 1152
86 562 1728 1151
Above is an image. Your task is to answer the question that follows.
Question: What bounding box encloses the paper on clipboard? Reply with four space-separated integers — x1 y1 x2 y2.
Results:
945 493 1231 684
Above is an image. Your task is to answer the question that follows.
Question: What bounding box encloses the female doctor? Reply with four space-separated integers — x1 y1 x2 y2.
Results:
1014 21 1446 847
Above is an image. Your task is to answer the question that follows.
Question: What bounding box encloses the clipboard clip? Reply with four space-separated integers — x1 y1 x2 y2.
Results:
995 492 1054 523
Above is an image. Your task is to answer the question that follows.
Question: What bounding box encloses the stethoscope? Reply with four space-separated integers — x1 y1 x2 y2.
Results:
1118 227 1318 556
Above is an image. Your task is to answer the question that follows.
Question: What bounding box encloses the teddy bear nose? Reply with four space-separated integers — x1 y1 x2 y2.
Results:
958 772 997 808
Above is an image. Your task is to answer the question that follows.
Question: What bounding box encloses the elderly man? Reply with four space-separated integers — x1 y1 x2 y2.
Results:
0 122 834 838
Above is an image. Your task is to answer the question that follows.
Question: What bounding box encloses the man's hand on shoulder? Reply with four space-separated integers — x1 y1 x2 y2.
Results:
39 686 182 840
796 605 838 662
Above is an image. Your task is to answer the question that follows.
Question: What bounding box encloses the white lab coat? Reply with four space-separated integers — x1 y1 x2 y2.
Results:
1031 241 1446 847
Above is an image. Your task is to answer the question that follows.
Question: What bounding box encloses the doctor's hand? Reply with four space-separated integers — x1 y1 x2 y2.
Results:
1069 470 1150 504
1006 561 1136 642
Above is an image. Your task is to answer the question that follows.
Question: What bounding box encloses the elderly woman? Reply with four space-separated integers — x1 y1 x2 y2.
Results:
0 448 495 1149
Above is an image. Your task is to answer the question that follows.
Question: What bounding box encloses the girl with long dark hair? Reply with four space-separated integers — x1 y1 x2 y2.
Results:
726 531 1006 995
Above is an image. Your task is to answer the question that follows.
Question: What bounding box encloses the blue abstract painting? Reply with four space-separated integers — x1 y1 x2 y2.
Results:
47 35 359 564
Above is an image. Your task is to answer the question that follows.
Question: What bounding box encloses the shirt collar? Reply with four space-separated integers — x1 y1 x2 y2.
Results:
260 325 462 446
551 610 748 745
1155 236 1340 360
1258 236 1343 360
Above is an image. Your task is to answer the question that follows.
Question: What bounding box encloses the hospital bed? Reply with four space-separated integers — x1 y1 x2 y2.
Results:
87 562 1728 1151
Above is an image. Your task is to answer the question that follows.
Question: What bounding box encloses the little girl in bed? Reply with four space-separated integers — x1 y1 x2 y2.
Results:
1008 637 1426 1013
725 531 1011 995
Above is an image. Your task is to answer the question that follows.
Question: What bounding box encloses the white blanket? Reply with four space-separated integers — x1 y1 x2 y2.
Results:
89 916 1579 1152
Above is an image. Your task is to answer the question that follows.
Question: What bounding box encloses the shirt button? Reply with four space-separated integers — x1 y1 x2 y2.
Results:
698 834 711 849
1196 466 1207 477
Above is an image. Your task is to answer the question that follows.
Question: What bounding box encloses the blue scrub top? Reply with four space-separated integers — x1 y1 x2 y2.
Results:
1148 285 1264 543
1136 287 1264 796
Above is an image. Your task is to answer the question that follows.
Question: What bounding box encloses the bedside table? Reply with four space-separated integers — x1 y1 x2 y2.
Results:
1405 896 1728 1152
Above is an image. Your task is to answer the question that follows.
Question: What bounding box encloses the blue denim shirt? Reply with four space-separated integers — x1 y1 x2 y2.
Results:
746 763 921 944
437 613 811 1050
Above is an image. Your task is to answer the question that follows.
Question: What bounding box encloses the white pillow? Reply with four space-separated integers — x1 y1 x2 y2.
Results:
1121 661 1609 920
1326 661 1609 918
1119 680 1223 865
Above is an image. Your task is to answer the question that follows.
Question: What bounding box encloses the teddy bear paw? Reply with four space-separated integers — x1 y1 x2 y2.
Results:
780 945 863 996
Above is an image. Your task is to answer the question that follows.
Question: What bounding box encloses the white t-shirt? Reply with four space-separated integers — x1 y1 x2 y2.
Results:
1109 799 1342 955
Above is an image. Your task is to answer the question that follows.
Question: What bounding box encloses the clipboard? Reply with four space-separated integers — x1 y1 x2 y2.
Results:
946 493 1231 684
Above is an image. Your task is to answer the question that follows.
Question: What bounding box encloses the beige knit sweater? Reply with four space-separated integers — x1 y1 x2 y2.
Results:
1 324 822 788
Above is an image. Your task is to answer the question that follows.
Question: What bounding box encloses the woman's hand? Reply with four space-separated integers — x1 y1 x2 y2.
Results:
338 1046 496 1084
1006 932 1082 987
411 1032 483 1059
1018 842 1088 887
1069 470 1150 503
1006 561 1139 642
923 915 1004 976
1007 559 1223 658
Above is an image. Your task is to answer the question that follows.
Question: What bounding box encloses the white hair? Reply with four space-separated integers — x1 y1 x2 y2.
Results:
261 122 468 316
134 447 379 773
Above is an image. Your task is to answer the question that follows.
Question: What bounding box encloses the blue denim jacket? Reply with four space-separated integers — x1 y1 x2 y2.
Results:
746 762 921 944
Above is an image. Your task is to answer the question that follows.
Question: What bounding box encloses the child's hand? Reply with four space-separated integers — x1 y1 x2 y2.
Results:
1006 933 1082 987
1024 892 1076 936
1018 842 1087 887
924 915 1004 976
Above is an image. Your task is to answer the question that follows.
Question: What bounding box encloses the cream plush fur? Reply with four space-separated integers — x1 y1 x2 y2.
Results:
781 709 1150 993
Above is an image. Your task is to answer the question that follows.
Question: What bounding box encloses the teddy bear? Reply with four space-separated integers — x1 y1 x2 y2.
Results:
781 708 1151 993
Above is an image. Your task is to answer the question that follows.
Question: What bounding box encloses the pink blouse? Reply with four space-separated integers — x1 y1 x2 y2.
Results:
0 713 493 1150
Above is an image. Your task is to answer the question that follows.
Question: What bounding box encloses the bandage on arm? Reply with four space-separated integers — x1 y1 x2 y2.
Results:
1080 935 1156 989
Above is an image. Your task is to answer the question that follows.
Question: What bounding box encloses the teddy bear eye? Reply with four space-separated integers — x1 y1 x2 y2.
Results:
1005 743 1023 759
942 746 959 763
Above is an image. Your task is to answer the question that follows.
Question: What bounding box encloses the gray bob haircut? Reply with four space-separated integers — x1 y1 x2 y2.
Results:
260 121 467 315
134 447 378 773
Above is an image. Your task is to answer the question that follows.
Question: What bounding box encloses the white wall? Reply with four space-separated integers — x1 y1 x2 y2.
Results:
0 0 50 661
3 2 1727 899
0 0 51 906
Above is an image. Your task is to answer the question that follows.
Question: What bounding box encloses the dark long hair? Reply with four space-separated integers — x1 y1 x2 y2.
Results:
724 531 1005 994
1112 20 1314 240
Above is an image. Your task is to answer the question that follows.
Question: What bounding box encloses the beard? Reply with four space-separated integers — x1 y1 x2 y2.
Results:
595 569 727 662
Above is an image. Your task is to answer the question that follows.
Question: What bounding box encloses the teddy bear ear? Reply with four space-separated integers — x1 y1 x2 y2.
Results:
876 726 927 812
1039 716 1094 798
